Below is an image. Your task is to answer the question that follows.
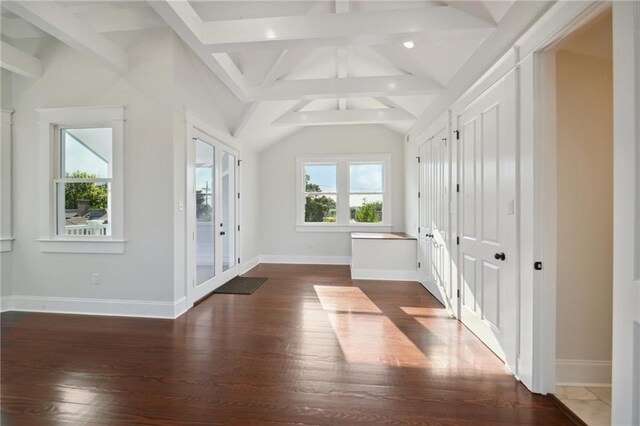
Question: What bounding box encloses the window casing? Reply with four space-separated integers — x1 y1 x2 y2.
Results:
38 106 125 253
296 154 392 232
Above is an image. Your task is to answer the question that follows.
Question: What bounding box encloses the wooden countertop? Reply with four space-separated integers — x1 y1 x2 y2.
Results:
351 232 417 241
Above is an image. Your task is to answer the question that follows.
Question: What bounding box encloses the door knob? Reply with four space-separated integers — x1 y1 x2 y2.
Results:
426 233 433 238
220 231 226 236
494 252 506 261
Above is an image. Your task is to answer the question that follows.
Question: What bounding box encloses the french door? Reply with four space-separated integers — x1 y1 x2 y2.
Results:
455 70 517 368
188 131 239 305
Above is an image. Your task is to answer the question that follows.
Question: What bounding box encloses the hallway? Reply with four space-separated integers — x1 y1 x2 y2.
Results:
1 265 572 425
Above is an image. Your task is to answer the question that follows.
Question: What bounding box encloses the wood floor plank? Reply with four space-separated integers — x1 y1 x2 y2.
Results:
1 264 572 425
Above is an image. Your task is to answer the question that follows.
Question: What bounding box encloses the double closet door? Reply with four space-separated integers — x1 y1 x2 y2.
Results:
188 132 239 304
419 131 455 317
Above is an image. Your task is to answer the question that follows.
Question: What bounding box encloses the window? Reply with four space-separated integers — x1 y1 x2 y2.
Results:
38 106 125 253
349 163 384 223
296 154 391 232
56 128 113 237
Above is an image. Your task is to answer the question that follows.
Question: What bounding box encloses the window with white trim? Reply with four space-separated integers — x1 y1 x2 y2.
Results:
38 106 125 254
296 154 392 232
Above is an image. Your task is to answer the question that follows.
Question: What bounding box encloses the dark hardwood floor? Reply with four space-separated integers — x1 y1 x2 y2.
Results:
1 264 572 425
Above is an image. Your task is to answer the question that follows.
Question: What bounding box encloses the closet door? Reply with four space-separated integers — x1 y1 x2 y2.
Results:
418 141 433 284
456 71 518 368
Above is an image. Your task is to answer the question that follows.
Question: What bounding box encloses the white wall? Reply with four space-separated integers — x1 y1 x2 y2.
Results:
555 49 613 384
168 35 249 303
259 125 404 261
7 29 176 308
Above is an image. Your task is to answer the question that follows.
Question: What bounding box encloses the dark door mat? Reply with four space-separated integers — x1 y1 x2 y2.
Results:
213 276 268 295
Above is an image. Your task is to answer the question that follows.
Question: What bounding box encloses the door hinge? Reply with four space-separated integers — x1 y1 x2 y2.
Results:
454 130 460 140
237 159 241 167
238 225 240 231
456 236 460 245
416 156 421 163
238 257 241 264
457 289 460 298
418 262 421 268
534 261 543 270
237 193 240 199
456 184 460 193
418 191 421 199
442 137 447 146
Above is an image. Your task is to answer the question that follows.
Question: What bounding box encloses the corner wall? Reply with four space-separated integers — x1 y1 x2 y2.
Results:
555 50 613 385
258 125 405 262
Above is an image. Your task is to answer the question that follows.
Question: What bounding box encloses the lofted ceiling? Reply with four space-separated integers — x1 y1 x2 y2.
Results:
0 0 522 150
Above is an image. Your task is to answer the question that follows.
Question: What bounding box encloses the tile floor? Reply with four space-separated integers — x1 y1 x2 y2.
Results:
555 385 612 425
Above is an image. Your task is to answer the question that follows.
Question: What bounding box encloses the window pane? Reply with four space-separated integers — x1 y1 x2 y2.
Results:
305 194 337 223
62 128 112 179
221 151 236 272
304 164 336 193
57 182 111 236
349 164 383 193
350 194 383 223
195 140 215 284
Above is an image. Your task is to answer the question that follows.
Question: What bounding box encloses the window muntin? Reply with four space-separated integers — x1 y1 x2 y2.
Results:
304 163 337 223
55 127 113 237
349 163 384 223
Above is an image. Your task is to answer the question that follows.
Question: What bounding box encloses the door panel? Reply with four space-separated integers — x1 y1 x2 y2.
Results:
457 71 517 368
195 139 215 285
418 126 456 317
221 151 236 272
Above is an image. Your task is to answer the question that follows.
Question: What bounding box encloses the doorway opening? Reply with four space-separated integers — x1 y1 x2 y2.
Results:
545 9 614 425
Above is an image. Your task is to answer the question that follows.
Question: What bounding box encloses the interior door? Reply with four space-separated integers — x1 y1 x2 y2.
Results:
189 134 239 304
456 71 518 368
430 130 456 317
418 141 432 284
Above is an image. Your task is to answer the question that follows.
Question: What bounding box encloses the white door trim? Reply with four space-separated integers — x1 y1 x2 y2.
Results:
185 111 240 308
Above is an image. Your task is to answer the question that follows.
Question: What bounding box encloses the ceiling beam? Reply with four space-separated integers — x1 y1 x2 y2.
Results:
336 0 349 111
200 6 495 52
375 98 416 118
0 41 42 79
250 75 442 101
273 108 415 126
148 0 249 101
3 1 129 75
408 1 555 140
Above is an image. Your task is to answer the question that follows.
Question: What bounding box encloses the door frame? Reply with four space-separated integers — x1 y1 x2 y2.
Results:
185 110 241 307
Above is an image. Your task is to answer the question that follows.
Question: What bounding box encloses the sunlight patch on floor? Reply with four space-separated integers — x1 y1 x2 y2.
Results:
315 285 428 368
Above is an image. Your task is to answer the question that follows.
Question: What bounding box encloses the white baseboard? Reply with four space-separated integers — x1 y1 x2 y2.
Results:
259 255 351 265
1 295 14 312
556 358 612 386
350 268 419 281
4 295 186 319
240 256 260 274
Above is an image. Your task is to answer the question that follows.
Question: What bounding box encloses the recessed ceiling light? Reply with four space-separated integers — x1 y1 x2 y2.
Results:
403 41 415 49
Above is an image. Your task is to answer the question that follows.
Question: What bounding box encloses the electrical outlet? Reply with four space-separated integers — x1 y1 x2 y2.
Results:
92 273 100 285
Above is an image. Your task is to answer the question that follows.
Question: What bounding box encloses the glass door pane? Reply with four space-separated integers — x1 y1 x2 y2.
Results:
221 151 236 272
195 140 215 284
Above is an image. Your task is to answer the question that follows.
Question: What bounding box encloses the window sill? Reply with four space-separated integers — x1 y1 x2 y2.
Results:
0 237 14 252
39 238 126 254
296 224 392 233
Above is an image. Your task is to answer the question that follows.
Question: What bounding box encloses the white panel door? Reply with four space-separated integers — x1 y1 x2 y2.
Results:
418 141 432 284
429 130 456 317
456 71 518 368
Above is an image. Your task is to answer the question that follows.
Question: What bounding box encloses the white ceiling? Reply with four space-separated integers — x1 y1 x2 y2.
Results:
1 0 519 151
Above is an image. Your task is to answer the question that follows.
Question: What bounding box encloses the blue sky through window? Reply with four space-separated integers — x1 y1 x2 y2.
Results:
305 164 337 193
350 164 383 193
